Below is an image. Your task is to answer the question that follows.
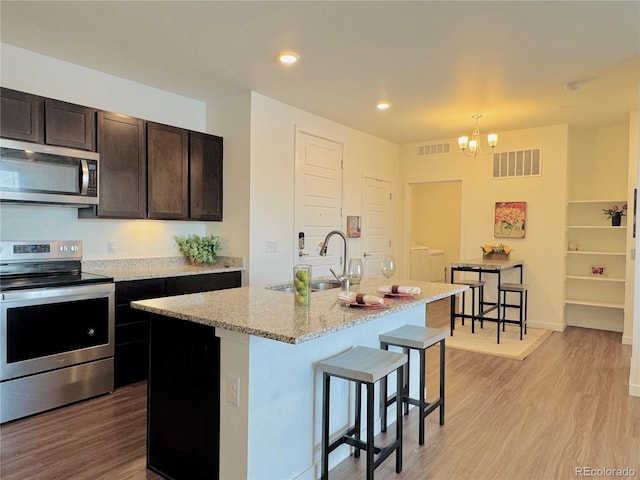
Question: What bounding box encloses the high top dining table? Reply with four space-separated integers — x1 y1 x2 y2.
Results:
450 257 524 343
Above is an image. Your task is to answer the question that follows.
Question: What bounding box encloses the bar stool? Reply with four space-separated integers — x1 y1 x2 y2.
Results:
379 325 448 445
319 346 407 480
450 280 485 335
499 283 528 340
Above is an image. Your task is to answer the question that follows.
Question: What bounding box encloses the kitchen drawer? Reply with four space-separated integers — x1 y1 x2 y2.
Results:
116 320 149 344
165 271 241 296
115 278 165 305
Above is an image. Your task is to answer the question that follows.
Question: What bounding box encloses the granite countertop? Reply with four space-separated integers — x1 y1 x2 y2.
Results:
131 278 467 345
83 256 244 282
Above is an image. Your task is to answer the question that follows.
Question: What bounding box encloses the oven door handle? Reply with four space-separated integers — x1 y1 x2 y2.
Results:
1 282 114 303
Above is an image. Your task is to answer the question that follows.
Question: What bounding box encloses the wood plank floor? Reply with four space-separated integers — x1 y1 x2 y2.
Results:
1 299 639 479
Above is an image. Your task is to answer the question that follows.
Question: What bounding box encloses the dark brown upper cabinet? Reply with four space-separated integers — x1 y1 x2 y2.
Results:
0 88 44 143
190 132 223 221
147 122 189 220
45 99 96 151
96 112 146 218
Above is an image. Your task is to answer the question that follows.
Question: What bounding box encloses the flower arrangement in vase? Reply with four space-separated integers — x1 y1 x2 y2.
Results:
481 243 513 259
602 204 627 226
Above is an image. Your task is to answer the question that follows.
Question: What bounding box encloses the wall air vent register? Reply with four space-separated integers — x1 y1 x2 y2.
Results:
492 148 541 179
417 143 451 156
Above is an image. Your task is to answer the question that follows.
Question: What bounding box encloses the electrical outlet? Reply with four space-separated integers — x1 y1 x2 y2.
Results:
107 240 117 254
226 374 240 406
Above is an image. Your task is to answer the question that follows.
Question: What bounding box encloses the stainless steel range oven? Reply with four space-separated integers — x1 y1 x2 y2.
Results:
0 240 114 423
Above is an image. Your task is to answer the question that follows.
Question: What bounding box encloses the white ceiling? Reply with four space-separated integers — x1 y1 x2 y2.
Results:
1 1 639 144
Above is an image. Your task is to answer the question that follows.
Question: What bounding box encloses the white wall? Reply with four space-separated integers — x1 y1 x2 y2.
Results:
0 44 215 260
628 111 639 396
248 93 401 286
400 125 569 331
203 91 252 284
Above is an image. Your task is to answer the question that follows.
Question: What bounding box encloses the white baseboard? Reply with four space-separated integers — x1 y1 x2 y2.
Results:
527 320 566 332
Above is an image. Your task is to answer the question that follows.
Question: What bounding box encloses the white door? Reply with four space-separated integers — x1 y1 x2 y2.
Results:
362 177 392 278
294 131 343 278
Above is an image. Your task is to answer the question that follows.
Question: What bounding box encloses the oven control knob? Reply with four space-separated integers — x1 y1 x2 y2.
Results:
87 328 95 336
70 245 79 252
59 245 68 252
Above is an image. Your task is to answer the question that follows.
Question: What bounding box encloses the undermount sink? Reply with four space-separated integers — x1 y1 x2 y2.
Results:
266 279 342 293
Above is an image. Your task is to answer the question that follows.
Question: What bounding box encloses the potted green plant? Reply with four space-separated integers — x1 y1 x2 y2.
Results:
174 234 221 265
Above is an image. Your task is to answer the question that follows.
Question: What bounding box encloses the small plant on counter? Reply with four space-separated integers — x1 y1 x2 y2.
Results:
174 234 221 265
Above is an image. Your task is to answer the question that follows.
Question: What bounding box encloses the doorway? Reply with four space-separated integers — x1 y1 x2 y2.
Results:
409 181 462 279
361 176 392 278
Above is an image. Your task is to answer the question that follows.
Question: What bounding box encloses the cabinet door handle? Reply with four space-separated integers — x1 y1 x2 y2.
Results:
363 252 372 257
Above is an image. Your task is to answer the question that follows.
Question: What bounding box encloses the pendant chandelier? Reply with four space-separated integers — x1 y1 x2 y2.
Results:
458 114 498 158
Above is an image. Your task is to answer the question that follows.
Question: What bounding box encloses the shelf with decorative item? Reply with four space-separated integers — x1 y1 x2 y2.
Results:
565 250 626 256
565 275 625 283
566 200 628 227
564 298 624 309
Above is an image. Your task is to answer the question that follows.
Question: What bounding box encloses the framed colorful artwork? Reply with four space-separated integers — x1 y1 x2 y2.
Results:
346 215 361 238
494 201 526 238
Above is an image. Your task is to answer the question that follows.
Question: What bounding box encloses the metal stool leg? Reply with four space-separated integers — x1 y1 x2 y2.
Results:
380 342 388 432
418 347 426 445
366 382 374 480
395 365 403 473
354 381 362 458
321 372 330 480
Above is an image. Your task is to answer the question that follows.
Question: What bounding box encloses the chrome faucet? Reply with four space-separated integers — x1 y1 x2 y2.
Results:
319 230 350 291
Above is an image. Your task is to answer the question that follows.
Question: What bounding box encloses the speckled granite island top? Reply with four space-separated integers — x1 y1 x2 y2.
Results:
131 278 467 344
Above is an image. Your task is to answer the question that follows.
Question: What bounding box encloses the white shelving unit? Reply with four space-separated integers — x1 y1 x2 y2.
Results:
565 200 627 331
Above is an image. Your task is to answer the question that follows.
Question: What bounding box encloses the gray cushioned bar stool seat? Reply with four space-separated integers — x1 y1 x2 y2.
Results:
319 345 407 480
499 282 528 340
379 325 448 445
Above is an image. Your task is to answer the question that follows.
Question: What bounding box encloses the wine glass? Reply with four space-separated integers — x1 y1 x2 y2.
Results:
381 255 396 283
348 258 364 285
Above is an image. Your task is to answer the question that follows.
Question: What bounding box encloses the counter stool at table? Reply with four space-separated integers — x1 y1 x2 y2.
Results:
499 283 528 340
379 325 448 445
319 346 407 480
450 280 485 335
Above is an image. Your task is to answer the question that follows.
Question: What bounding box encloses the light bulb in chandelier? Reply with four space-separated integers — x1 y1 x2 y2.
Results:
458 114 498 158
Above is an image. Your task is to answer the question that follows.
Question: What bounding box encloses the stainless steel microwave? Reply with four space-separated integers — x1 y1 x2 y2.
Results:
0 139 99 207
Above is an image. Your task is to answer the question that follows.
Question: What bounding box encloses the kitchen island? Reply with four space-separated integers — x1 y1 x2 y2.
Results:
131 278 466 480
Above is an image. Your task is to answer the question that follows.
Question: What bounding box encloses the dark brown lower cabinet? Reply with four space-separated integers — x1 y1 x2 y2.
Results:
148 314 219 480
114 271 241 388
114 278 164 388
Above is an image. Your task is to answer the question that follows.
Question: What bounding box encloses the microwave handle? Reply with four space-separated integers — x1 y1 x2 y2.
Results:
79 159 89 195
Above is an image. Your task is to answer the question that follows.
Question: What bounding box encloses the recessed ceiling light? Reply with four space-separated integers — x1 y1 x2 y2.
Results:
278 51 300 64
377 102 391 110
